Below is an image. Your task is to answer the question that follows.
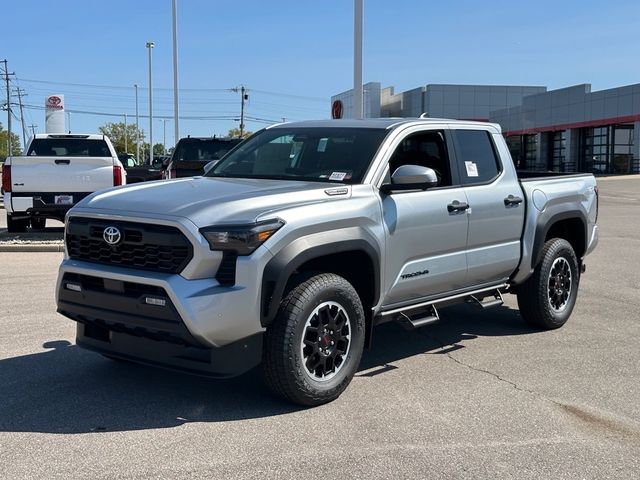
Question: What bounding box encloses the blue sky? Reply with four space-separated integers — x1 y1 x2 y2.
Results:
3 0 640 148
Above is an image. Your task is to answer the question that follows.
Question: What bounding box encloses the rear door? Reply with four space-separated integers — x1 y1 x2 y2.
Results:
450 128 525 286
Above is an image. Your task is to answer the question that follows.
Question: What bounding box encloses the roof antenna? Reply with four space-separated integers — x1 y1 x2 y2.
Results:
419 113 429 118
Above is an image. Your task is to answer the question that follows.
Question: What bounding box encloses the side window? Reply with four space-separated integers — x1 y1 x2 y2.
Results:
387 130 453 187
454 130 501 184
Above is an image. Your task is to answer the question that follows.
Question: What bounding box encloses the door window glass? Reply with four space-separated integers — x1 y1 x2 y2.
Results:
387 130 453 187
454 130 501 184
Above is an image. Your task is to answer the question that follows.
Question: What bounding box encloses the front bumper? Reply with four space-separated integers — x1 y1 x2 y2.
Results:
56 245 273 377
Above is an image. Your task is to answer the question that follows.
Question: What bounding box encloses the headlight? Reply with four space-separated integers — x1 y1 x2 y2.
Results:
200 219 284 255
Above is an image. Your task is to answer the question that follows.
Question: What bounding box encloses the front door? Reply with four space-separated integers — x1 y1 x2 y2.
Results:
380 129 469 306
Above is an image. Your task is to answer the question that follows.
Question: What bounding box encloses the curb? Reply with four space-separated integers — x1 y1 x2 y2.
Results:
0 243 64 252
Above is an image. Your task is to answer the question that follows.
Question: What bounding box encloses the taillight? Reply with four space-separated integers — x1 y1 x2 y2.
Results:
113 165 123 186
170 169 176 179
1 165 11 193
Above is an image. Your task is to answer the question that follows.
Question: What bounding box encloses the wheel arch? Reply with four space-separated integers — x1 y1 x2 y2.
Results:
531 211 587 270
261 232 381 329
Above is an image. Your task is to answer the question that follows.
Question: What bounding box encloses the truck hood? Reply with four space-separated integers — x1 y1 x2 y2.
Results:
76 176 350 226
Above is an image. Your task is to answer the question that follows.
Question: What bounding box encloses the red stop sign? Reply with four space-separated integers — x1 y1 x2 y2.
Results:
331 100 343 119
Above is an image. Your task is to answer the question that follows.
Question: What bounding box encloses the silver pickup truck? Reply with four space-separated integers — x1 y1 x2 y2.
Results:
56 118 598 406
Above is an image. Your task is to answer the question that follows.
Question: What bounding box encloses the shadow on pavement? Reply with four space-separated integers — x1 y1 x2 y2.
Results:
0 303 536 434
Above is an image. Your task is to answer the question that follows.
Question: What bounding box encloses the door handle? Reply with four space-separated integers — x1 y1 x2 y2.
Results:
55 159 70 165
447 200 470 213
504 195 523 206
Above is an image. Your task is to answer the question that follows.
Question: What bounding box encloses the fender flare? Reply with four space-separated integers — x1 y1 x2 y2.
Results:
261 230 381 327
531 210 587 270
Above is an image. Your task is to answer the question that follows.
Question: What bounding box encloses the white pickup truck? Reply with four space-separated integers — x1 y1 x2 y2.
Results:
2 134 126 232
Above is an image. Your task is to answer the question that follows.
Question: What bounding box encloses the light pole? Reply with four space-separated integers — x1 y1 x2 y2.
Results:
353 0 363 119
134 83 140 161
67 112 71 133
161 119 167 153
124 113 128 153
146 41 154 163
172 0 180 143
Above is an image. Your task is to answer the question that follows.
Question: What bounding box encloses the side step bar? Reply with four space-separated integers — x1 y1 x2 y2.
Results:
467 290 504 309
396 305 440 330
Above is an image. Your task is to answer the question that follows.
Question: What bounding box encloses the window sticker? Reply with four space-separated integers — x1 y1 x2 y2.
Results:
464 161 479 177
317 138 328 152
329 171 347 181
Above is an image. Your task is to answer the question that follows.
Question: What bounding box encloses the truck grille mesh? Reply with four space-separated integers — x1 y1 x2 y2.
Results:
66 217 193 274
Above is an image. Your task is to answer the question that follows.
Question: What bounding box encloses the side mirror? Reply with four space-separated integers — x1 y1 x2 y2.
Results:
380 164 439 194
203 159 220 174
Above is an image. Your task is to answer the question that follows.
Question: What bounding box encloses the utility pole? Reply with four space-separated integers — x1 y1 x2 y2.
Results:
124 113 128 153
2 59 15 155
15 87 28 148
231 86 248 137
29 124 37 136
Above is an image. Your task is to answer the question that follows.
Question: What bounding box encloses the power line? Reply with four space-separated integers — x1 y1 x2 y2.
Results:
18 77 329 102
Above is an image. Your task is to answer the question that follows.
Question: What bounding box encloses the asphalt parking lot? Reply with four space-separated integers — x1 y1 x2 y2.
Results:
1 176 639 479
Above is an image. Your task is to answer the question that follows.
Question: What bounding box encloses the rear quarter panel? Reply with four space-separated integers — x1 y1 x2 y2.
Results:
513 174 597 285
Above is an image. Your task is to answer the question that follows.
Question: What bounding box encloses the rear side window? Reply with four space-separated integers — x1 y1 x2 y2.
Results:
27 138 111 157
453 130 501 184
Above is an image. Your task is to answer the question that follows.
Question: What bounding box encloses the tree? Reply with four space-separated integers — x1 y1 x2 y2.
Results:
0 122 22 160
227 127 252 139
98 122 145 156
153 143 166 157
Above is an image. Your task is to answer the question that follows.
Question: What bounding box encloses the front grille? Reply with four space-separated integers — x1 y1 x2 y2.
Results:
66 217 193 274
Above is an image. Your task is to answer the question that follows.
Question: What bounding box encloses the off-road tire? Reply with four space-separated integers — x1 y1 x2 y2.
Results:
7 214 29 233
517 238 580 329
263 273 365 406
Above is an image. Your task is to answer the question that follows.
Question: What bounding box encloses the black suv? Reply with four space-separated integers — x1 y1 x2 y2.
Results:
164 137 242 178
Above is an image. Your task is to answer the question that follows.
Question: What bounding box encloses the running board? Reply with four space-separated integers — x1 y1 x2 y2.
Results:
379 283 509 318
467 290 504 309
396 305 440 330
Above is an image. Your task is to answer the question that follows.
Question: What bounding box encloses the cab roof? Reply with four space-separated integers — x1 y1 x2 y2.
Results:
268 118 502 133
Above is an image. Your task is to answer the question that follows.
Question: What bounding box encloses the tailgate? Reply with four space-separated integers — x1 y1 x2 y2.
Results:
10 156 114 193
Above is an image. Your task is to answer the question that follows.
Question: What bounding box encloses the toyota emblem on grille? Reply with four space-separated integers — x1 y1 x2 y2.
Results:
103 226 122 246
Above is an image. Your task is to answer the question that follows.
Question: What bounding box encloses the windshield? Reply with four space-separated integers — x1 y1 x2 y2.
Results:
206 127 388 183
173 139 240 162
27 138 111 157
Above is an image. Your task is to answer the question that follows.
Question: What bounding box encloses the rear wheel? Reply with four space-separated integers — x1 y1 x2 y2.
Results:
30 217 46 230
263 273 365 406
7 214 29 233
517 238 580 329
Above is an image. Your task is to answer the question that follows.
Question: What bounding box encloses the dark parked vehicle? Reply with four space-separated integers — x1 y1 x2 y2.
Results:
164 137 242 179
118 154 164 184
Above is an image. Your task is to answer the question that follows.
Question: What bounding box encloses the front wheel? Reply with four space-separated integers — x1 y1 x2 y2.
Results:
263 273 365 406
517 238 580 329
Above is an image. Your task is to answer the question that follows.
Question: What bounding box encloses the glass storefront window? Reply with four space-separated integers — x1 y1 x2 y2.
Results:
580 124 634 174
